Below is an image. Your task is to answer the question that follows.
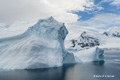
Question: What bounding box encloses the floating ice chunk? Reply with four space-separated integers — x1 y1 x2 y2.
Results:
74 47 104 62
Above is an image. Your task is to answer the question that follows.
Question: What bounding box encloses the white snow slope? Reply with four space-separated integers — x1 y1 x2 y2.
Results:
106 27 120 37
0 17 104 69
101 27 120 49
0 23 9 28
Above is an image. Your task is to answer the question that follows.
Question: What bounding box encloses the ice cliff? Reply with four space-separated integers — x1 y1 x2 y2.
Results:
0 17 104 69
0 17 69 69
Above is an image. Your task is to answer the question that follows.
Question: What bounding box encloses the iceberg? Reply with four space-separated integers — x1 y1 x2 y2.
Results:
0 17 104 69
74 47 104 62
0 17 68 69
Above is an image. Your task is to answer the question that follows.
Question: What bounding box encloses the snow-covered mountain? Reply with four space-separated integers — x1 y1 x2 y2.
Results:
70 31 100 49
103 27 120 38
0 21 37 38
65 26 120 51
0 23 9 28
65 30 107 50
0 17 104 69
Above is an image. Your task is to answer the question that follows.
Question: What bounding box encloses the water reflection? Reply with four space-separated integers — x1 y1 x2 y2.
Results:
0 61 119 80
0 67 64 80
64 62 105 80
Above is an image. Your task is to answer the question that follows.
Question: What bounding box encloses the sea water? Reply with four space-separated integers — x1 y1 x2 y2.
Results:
0 50 120 80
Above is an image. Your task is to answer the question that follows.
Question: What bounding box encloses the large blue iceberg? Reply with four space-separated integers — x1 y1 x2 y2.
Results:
0 17 104 69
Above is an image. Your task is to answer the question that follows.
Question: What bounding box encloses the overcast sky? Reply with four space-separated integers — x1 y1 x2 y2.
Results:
0 0 120 31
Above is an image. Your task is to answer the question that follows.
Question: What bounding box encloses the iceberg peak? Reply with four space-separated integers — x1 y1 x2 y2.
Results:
39 16 56 22
47 16 55 21
35 17 63 31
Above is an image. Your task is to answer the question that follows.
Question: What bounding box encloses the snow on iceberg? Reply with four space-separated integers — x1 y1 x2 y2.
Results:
0 17 68 69
74 47 104 62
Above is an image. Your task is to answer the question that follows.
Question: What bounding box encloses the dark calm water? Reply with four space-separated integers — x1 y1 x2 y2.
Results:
0 51 120 80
